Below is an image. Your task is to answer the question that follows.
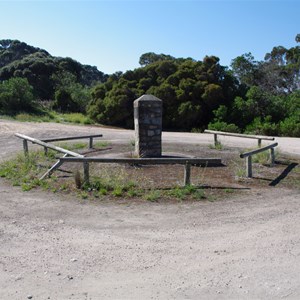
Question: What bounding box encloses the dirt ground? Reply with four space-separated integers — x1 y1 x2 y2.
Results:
0 119 300 299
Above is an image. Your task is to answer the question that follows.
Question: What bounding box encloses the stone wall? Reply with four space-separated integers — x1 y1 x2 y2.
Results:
134 94 162 157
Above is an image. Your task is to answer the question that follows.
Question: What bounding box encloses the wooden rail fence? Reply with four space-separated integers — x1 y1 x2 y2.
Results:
204 130 275 147
240 142 278 178
41 134 103 149
59 157 222 186
15 133 221 186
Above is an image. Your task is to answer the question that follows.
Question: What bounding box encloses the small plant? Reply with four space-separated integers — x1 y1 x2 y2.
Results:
209 141 223 150
192 189 206 200
57 142 87 151
80 191 88 199
144 190 161 202
167 186 187 199
94 141 110 148
252 151 270 165
99 188 108 195
112 186 123 197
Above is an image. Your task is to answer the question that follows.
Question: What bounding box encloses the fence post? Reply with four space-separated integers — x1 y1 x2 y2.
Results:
214 134 218 147
258 139 262 148
246 156 252 178
44 146 48 156
184 163 191 186
270 147 275 167
83 162 90 184
89 137 93 149
23 139 29 156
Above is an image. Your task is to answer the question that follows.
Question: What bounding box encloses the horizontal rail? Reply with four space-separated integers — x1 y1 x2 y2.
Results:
41 134 103 143
15 133 84 158
58 157 222 186
240 143 278 158
59 157 222 166
204 130 275 141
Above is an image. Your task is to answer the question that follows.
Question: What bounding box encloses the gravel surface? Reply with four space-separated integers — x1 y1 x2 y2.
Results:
0 119 300 299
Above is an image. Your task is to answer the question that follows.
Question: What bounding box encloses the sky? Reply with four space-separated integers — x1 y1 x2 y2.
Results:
0 0 299 74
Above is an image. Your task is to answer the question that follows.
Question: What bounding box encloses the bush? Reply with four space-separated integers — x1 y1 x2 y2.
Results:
208 121 240 133
279 115 300 137
245 116 278 136
0 77 36 114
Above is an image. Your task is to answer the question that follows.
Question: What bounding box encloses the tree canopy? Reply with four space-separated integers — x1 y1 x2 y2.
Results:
0 36 299 137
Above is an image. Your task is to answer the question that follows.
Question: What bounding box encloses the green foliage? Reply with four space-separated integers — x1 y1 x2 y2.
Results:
88 54 236 130
245 116 278 136
0 39 107 102
279 115 300 137
1 37 300 137
0 77 36 114
144 190 161 202
208 121 240 133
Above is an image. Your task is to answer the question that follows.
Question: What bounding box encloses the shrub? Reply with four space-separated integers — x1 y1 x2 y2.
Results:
279 115 300 137
0 77 36 114
208 121 240 133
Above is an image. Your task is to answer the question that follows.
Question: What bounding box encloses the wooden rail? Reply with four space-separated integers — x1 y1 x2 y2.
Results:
15 133 84 158
240 142 278 178
41 134 103 149
59 157 222 186
204 130 275 147
15 133 84 180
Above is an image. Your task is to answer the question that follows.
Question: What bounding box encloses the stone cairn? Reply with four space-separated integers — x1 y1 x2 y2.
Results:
134 94 162 157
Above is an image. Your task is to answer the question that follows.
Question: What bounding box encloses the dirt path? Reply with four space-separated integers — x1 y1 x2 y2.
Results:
0 120 300 299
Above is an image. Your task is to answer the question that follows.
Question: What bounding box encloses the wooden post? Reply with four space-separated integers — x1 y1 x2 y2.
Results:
83 162 89 184
246 156 252 178
258 139 262 148
270 147 275 167
23 139 28 156
89 137 93 149
184 163 191 186
44 146 48 156
214 134 218 147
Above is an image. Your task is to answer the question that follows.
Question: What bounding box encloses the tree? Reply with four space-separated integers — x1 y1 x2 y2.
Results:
0 77 36 114
139 52 175 66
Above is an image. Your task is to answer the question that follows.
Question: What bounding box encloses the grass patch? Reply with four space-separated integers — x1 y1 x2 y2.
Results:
0 111 94 125
0 150 230 202
209 141 223 150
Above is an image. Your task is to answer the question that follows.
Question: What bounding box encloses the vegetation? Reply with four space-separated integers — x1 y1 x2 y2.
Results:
0 149 208 201
1 36 299 136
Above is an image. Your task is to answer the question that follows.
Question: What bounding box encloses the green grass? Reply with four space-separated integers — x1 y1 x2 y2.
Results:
0 111 94 125
209 141 223 150
0 150 208 202
144 190 161 202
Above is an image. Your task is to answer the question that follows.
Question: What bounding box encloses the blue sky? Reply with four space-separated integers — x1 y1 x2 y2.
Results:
0 0 299 74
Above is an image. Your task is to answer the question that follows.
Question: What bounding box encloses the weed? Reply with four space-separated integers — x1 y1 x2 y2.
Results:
209 141 223 150
112 186 123 197
21 183 33 191
252 151 270 164
56 142 87 151
80 191 88 199
94 141 110 148
99 188 108 195
192 189 206 200
144 190 161 202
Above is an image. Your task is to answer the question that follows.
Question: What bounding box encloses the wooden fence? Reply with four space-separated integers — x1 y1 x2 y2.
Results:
240 142 278 177
15 133 221 185
204 130 275 147
59 157 222 186
41 134 103 149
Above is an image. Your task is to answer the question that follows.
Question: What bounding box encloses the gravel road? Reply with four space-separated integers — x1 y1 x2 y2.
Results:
0 120 300 300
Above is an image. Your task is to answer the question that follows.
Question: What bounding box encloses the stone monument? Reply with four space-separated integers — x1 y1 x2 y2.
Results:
134 94 162 157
